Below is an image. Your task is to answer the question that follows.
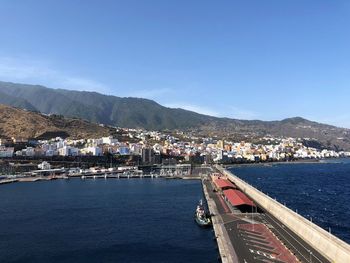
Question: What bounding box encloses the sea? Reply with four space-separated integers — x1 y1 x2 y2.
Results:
1 160 349 263
230 158 350 244
0 179 218 263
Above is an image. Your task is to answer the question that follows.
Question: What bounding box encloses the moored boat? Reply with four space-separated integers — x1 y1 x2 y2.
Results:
194 199 211 227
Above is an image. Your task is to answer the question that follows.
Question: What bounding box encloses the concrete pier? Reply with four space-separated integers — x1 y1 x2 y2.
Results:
0 179 18 184
0 175 69 184
201 167 343 263
202 179 238 263
212 166 350 263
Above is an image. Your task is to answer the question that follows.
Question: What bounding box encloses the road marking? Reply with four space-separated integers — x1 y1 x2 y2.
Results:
249 248 276 259
265 213 323 263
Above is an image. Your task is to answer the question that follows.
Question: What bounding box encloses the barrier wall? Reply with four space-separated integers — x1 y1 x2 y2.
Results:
218 166 350 263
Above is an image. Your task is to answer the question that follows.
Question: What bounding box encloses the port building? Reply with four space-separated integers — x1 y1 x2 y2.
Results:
213 178 237 190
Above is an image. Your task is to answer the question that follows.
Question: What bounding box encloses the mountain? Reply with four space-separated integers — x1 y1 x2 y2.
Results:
0 81 215 129
0 81 349 150
0 104 111 139
0 90 37 111
198 116 350 151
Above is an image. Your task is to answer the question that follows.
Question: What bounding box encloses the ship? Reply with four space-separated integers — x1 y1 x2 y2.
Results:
194 199 211 227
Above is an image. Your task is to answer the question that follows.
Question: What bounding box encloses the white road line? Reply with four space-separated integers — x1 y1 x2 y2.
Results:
265 213 323 263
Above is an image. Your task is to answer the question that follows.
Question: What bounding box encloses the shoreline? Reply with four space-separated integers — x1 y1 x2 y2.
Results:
1 157 348 185
224 157 349 168
0 175 202 185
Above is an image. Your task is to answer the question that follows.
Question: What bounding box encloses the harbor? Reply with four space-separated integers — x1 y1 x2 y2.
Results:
0 163 205 184
2 161 350 262
0 176 218 263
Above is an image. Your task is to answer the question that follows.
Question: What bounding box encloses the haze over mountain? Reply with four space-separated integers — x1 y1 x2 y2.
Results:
0 81 349 150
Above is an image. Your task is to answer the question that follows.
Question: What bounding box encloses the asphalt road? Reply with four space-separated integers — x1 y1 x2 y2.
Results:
204 179 330 263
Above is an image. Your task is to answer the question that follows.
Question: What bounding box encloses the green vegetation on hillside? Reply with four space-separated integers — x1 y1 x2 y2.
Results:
1 80 350 150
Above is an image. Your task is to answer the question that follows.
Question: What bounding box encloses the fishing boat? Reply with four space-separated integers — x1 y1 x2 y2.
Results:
194 200 211 227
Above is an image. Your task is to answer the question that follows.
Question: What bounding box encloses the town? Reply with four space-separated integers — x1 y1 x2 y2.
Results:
1 127 349 169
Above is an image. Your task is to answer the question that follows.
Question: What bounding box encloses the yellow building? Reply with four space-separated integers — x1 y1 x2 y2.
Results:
217 140 225 149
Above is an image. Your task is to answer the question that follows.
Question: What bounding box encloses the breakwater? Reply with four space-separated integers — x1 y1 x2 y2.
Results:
218 166 350 263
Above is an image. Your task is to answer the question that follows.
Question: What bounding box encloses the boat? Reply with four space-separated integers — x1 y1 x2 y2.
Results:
194 200 211 227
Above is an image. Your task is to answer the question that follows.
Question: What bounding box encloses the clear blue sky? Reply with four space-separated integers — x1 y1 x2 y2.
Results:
0 0 349 127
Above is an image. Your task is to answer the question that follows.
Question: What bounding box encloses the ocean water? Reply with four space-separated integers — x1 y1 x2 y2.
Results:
230 158 350 243
0 179 217 263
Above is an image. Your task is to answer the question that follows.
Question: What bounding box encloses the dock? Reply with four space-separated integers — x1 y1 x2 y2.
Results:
0 164 208 184
203 178 238 263
0 178 18 184
202 166 350 263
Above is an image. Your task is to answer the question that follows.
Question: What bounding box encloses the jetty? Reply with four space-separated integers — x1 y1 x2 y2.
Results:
202 165 350 263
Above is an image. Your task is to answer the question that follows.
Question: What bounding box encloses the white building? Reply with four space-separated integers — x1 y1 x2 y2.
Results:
102 136 118 145
58 146 79 156
84 147 103 156
38 161 51 170
0 146 14 157
21 147 35 157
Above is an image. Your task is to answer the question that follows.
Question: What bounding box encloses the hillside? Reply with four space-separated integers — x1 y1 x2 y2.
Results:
196 117 350 151
0 104 111 139
0 81 215 129
0 81 349 150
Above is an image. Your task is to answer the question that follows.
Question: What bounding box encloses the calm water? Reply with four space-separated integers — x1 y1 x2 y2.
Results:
0 179 217 263
230 158 350 243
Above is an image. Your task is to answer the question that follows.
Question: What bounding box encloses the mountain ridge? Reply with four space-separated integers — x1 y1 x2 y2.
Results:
0 80 331 127
0 80 349 150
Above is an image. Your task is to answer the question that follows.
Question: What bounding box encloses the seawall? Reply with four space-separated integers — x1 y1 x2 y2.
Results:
218 166 350 263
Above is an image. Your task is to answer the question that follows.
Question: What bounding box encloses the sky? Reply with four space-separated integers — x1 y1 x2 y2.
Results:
0 0 350 127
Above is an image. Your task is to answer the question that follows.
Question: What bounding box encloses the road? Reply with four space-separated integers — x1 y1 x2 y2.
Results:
204 179 329 263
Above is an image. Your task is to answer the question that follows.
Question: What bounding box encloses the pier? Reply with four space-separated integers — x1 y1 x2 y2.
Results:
0 164 205 184
203 166 350 263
